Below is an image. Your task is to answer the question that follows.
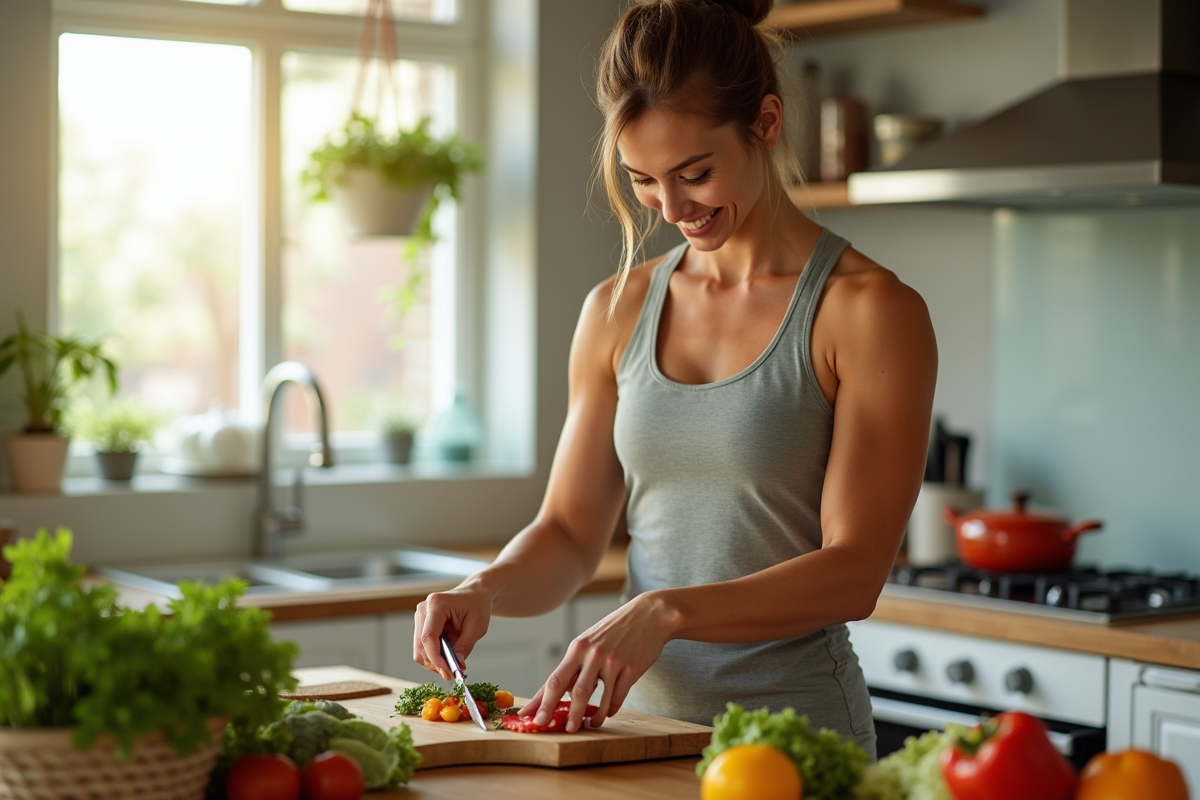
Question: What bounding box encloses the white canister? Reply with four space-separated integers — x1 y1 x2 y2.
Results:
905 483 984 565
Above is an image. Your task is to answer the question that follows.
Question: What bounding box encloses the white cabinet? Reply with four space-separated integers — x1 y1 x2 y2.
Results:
1132 669 1200 795
568 592 623 638
272 618 382 673
381 607 569 698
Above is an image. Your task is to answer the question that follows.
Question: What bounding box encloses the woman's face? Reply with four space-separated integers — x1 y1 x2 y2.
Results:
617 104 774 252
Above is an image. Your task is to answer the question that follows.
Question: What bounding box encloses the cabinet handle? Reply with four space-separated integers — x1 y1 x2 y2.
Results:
1142 667 1200 694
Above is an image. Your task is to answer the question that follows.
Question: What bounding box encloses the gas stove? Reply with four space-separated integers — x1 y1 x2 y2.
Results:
883 562 1200 624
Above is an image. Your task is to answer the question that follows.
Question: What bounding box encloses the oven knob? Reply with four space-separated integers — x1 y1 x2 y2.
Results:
1005 667 1035 695
946 660 975 685
893 650 920 673
1147 588 1173 608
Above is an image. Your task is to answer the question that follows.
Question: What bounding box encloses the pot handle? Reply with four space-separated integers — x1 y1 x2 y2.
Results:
941 506 964 528
1063 519 1103 544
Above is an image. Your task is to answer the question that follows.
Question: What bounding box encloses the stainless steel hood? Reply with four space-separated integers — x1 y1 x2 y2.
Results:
848 0 1200 208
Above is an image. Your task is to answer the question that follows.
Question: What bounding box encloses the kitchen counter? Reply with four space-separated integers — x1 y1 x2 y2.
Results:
106 545 1200 668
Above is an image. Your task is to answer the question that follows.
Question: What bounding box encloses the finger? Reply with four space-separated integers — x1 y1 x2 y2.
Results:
607 665 636 718
532 663 577 727
418 594 454 680
566 648 603 733
518 686 545 719
589 669 617 729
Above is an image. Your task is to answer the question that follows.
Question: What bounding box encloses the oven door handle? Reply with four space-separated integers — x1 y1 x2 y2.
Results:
869 696 1074 756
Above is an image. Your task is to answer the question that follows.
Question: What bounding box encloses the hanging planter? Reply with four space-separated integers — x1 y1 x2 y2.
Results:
301 0 481 242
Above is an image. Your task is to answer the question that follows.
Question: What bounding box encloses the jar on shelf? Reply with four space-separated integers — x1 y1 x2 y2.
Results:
430 389 483 463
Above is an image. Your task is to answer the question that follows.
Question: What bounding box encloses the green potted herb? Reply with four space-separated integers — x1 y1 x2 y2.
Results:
301 113 482 240
0 311 117 493
67 398 161 482
0 528 298 800
373 402 423 466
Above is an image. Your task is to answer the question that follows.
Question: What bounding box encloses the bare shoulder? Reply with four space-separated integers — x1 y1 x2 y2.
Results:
822 247 931 333
576 253 669 374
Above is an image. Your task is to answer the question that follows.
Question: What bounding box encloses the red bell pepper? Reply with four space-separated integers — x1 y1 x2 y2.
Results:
940 711 1076 800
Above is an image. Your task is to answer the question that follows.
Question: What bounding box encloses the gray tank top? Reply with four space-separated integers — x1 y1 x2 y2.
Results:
613 228 876 756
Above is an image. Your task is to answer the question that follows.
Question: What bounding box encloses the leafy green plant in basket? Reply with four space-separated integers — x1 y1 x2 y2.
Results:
0 310 117 433
0 528 299 759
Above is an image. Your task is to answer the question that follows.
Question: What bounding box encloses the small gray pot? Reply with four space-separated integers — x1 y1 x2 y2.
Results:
96 451 138 482
382 432 415 465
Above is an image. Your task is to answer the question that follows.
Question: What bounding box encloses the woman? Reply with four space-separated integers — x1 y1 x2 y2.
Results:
414 0 936 756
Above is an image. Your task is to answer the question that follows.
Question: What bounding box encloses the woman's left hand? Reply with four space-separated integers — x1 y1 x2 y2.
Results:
519 591 675 733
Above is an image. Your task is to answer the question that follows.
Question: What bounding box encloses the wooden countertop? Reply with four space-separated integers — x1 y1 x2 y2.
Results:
106 545 1200 668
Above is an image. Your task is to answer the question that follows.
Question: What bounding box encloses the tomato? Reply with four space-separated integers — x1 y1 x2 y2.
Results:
494 690 514 710
421 697 443 721
1076 749 1189 800
226 753 301 800
701 744 801 800
302 751 364 800
440 703 462 722
443 696 459 708
500 701 599 733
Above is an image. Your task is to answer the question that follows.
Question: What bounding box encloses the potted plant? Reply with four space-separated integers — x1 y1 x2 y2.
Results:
0 311 117 493
67 398 161 482
0 528 298 800
301 113 482 241
373 402 423 466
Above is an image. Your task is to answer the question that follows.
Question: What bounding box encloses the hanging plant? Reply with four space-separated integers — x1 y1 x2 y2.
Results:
300 0 481 243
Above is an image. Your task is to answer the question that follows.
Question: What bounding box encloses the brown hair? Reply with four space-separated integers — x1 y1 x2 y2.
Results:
595 0 802 316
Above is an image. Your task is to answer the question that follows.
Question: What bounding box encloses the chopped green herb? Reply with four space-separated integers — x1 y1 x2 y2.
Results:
394 680 503 716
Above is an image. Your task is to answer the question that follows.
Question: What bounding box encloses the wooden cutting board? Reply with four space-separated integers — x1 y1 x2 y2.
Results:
293 666 713 770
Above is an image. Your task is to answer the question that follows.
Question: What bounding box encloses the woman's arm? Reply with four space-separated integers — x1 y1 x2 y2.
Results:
530 264 937 732
413 279 631 679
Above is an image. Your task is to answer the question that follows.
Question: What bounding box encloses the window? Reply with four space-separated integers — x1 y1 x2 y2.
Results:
55 0 481 460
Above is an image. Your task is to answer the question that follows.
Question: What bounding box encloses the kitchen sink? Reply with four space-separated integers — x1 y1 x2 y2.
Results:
95 546 488 598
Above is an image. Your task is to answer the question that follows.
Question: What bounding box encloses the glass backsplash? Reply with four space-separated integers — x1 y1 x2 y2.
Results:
993 207 1200 572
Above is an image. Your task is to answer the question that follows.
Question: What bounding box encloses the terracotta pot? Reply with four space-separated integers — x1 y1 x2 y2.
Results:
942 489 1103 573
330 167 434 237
3 432 70 493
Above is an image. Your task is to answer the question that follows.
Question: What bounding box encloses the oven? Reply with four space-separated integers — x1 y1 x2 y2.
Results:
848 619 1107 769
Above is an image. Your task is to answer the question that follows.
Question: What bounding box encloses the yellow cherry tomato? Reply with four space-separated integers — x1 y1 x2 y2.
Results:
494 690 515 710
440 703 463 723
420 697 443 721
701 744 802 800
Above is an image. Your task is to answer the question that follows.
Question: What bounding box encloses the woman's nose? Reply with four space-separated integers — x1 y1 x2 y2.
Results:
659 187 689 225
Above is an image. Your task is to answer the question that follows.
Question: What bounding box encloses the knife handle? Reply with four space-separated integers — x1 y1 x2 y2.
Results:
439 635 464 678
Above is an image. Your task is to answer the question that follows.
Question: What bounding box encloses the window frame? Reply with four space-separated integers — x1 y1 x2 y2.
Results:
51 0 487 470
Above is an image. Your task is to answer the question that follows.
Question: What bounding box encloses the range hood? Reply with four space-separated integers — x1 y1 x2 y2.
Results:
848 0 1200 208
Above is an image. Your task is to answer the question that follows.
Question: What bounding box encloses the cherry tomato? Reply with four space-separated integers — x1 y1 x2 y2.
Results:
494 690 515 710
443 696 459 708
1077 749 1189 800
302 751 364 800
226 753 301 800
421 697 443 721
440 703 463 722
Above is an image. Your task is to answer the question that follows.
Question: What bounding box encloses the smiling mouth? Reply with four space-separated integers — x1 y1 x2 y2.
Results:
680 208 719 233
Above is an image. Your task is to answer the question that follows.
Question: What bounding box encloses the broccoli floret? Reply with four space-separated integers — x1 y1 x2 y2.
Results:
284 699 355 720
280 710 342 766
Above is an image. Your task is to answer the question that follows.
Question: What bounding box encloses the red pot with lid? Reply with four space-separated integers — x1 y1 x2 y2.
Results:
942 490 1103 572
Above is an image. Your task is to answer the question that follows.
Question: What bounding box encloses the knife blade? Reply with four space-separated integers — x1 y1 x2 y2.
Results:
440 634 489 732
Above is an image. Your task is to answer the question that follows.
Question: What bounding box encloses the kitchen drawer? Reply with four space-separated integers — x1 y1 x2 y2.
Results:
848 619 1107 727
1133 683 1200 794
273 618 382 674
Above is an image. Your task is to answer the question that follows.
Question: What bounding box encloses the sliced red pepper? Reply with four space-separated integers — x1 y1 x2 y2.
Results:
499 701 599 734
940 711 1076 800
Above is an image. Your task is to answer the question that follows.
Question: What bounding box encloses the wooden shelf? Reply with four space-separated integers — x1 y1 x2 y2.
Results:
766 0 984 38
789 180 852 209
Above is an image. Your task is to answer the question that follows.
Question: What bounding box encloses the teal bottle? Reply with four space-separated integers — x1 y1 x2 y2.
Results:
430 389 482 463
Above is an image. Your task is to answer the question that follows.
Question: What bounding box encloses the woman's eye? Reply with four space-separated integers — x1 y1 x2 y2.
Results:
632 176 653 187
681 170 711 186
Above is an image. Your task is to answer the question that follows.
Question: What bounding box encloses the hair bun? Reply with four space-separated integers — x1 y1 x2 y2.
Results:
712 0 773 26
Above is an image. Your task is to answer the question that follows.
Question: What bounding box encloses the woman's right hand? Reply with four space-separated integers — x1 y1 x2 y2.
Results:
413 580 495 680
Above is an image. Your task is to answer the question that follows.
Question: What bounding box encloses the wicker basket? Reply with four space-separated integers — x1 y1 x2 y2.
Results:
0 717 226 800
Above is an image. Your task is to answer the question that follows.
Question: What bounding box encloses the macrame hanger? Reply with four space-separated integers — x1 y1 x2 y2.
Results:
351 0 402 127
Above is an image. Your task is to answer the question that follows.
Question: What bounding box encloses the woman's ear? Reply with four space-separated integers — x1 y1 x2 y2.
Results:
758 94 784 148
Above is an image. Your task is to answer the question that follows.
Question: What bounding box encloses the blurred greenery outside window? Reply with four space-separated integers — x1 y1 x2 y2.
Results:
55 0 473 472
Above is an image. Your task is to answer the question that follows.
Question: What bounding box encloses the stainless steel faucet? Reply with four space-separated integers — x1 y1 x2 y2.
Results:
256 361 334 559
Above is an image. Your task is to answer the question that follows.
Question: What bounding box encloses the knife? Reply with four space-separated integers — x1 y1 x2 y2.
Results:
440 634 489 732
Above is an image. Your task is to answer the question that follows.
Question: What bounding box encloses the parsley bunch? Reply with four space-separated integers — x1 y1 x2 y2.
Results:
0 528 298 759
